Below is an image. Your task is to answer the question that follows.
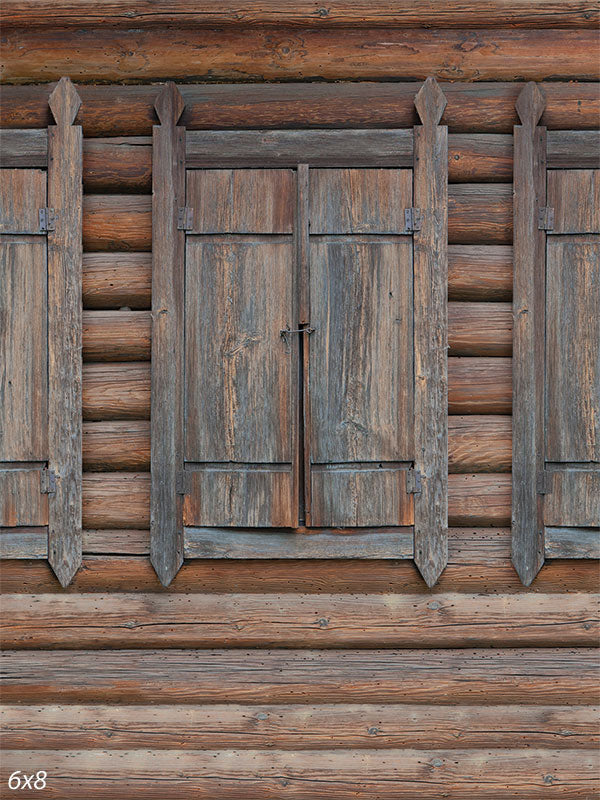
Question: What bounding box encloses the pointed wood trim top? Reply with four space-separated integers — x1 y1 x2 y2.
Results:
150 82 186 586
47 77 83 587
412 77 449 587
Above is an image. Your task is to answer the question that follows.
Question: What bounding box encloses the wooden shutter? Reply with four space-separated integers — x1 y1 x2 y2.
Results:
0 78 83 586
513 83 599 584
151 79 448 587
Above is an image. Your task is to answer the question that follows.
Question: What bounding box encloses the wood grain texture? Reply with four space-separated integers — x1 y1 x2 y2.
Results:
547 170 600 234
448 358 512 414
3 649 597 704
3 28 599 84
0 528 47 559
0 129 47 167
82 421 150 471
545 527 600 560
412 78 448 587
83 195 151 251
0 168 46 233
83 136 152 193
4 703 597 750
0 470 47 526
544 472 600 528
547 131 600 169
448 183 512 244
2 82 598 135
3 0 598 28
2 592 597 649
447 245 512 301
47 77 83 587
83 310 150 361
82 252 151 309
448 302 511 356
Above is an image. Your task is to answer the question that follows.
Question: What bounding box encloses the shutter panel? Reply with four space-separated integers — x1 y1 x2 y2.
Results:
307 169 414 527
182 169 297 528
513 83 599 584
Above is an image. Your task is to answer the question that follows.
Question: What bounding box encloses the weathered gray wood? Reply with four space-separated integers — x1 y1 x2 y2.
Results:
0 169 46 234
46 77 83 588
186 129 413 168
0 528 47 559
545 237 600 462
309 168 412 233
545 527 600 560
547 170 600 233
412 77 448 587
511 82 547 587
184 529 414 559
186 169 294 233
547 131 600 169
0 129 48 168
150 83 186 586
296 163 310 525
544 471 600 528
0 471 48 527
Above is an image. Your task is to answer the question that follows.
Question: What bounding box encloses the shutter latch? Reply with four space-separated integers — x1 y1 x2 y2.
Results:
404 208 423 233
176 471 189 495
536 471 553 495
41 469 57 494
538 207 554 231
177 207 194 231
280 325 315 348
407 468 422 494
39 208 56 232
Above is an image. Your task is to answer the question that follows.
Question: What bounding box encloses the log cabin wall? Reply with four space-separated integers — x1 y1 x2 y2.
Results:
1 4 599 797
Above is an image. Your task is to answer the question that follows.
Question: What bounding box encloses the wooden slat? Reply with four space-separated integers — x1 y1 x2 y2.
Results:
150 86 185 588
448 245 512 301
3 28 599 84
47 78 83 587
545 527 600 560
2 82 598 135
0 128 47 167
0 168 46 233
547 170 600 233
2 649 597 704
547 131 600 169
0 528 47 559
544 471 600 528
0 470 47 526
2 1 597 28
82 252 151 309
412 78 448 587
82 363 150 420
4 703 597 751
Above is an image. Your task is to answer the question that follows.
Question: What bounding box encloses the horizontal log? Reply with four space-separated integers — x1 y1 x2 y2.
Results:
2 748 597 800
4 703 596 751
81 186 512 252
83 136 152 193
3 28 599 84
81 303 511 363
2 648 596 704
545 528 600 560
2 82 598 135
3 0 597 28
82 252 151 309
83 421 150 470
3 592 597 648
80 472 511 528
448 245 512 301
81 359 512 422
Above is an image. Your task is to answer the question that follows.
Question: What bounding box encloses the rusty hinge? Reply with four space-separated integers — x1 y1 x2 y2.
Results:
38 208 56 232
176 471 189 495
177 207 194 231
538 207 554 231
536 471 553 495
407 468 422 494
404 208 423 233
41 468 57 494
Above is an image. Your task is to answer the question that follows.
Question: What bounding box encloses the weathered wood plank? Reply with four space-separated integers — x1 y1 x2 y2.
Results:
2 82 598 135
82 252 151 309
547 170 600 233
47 77 83 587
448 473 511 526
544 472 600 528
4 703 596 751
412 78 448 587
0 470 48 526
0 528 47 559
545 528 600 560
0 129 47 167
547 131 600 169
3 28 599 84
2 649 597 704
150 87 185 588
0 168 46 233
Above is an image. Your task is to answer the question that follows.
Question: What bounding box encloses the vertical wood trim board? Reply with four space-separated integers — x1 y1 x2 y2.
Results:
47 77 83 587
150 83 186 586
413 77 449 587
512 82 547 586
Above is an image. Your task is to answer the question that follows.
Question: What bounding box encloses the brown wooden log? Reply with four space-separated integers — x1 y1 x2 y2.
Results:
80 471 511 528
83 310 151 361
2 648 597 704
449 183 512 244
2 1 597 28
83 195 151 251
3 539 599 594
3 28 599 84
82 252 151 309
448 245 512 301
2 83 598 135
83 421 150 470
3 591 597 649
83 137 152 193
4 703 596 751
448 358 512 414
1 747 598 800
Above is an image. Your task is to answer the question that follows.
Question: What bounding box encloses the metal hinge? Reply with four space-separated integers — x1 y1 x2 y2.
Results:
38 208 56 232
404 208 423 233
407 468 422 494
538 207 554 231
536 471 553 495
177 207 194 230
41 469 57 494
176 471 189 495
